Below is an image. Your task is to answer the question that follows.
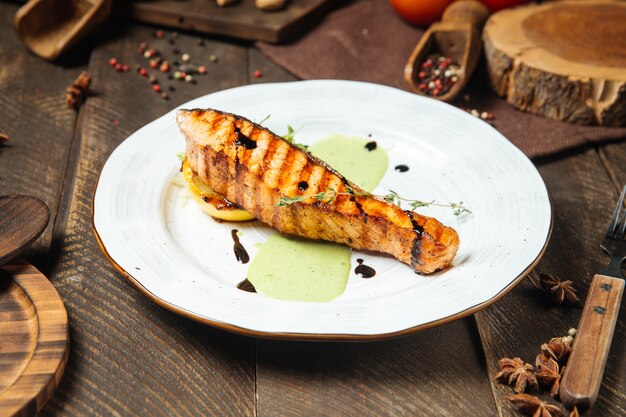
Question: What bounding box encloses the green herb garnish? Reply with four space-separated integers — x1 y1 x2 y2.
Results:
277 187 470 216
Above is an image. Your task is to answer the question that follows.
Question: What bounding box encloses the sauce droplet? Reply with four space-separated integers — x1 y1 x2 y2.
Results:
394 164 409 172
231 229 250 264
355 258 376 278
298 181 309 191
365 141 377 151
237 278 256 292
234 126 257 150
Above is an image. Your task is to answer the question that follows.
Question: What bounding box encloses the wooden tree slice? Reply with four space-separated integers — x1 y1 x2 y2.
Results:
483 1 626 126
0 262 68 417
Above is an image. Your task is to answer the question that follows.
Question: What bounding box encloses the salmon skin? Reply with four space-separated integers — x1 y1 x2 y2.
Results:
177 108 459 274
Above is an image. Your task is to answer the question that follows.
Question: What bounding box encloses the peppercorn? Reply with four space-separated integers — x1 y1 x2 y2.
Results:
139 68 148 77
198 65 207 74
568 328 577 337
155 30 164 39
109 57 118 66
160 62 170 72
152 84 161 93
115 63 123 72
181 53 190 62
254 70 262 78
122 64 129 72
209 55 217 62
185 74 193 82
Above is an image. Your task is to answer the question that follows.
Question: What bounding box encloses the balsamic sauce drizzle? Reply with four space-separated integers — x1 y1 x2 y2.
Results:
298 181 309 191
355 259 376 278
394 164 409 172
231 229 250 264
365 141 377 151
234 126 257 150
237 278 256 292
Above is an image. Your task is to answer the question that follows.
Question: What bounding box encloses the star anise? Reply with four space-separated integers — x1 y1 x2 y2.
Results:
496 357 539 393
66 71 92 109
541 338 572 364
535 354 562 397
539 273 579 304
509 394 565 417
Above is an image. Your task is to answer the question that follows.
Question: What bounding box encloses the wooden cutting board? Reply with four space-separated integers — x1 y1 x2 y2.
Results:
0 262 68 417
483 0 626 127
125 0 336 43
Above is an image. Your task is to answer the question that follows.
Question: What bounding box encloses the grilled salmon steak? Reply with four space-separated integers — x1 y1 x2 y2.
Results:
177 109 460 274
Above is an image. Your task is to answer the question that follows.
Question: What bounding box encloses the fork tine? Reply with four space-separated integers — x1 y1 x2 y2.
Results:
607 185 626 239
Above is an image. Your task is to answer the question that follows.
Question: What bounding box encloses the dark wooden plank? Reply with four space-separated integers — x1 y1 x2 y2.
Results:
0 2 87 270
256 320 497 417
39 23 255 417
249 48 497 417
124 0 335 43
475 148 626 416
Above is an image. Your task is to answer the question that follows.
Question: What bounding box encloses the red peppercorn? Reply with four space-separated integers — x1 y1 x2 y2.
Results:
113 119 120 127
156 30 164 39
418 71 426 79
150 60 159 69
431 88 440 96
418 83 427 90
152 84 161 93
197 65 207 74
115 63 123 71
160 63 170 72
122 64 129 72
139 68 148 77
434 79 443 89
109 58 118 66
254 70 262 78
180 72 188 78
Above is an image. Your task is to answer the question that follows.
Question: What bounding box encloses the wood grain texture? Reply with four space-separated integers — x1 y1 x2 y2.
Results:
0 2 87 272
483 1 626 126
249 48 497 417
0 195 49 265
475 148 626 416
39 22 255 417
125 0 335 43
560 274 624 411
0 262 69 417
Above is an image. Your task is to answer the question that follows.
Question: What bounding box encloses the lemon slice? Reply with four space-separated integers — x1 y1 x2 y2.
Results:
182 159 255 221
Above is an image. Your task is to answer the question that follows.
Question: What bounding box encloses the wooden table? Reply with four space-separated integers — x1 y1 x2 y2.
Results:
1 3 624 416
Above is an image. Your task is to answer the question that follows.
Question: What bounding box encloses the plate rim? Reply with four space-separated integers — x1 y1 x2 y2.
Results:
91 80 553 341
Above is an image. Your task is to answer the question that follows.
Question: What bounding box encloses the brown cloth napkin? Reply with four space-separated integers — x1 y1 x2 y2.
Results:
257 1 626 158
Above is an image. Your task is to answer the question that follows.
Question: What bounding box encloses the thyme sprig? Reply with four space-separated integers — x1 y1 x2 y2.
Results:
277 187 471 216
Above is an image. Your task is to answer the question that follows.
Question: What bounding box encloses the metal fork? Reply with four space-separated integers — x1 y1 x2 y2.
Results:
560 186 626 411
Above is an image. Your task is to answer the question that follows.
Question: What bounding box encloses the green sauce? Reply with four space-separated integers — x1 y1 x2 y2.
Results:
247 135 388 302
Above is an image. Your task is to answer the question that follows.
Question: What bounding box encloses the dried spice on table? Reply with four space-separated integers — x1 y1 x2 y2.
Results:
508 394 565 417
540 337 572 363
539 273 580 304
534 355 562 397
495 357 539 393
66 71 92 109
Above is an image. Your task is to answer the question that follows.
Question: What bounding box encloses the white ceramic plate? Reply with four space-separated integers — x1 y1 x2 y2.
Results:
93 80 551 340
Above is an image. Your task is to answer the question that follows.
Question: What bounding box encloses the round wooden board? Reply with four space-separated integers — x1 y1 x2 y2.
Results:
483 0 626 126
0 262 68 417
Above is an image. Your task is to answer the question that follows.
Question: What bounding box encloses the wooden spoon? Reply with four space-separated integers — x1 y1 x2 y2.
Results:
404 0 489 102
14 0 111 60
0 195 49 266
